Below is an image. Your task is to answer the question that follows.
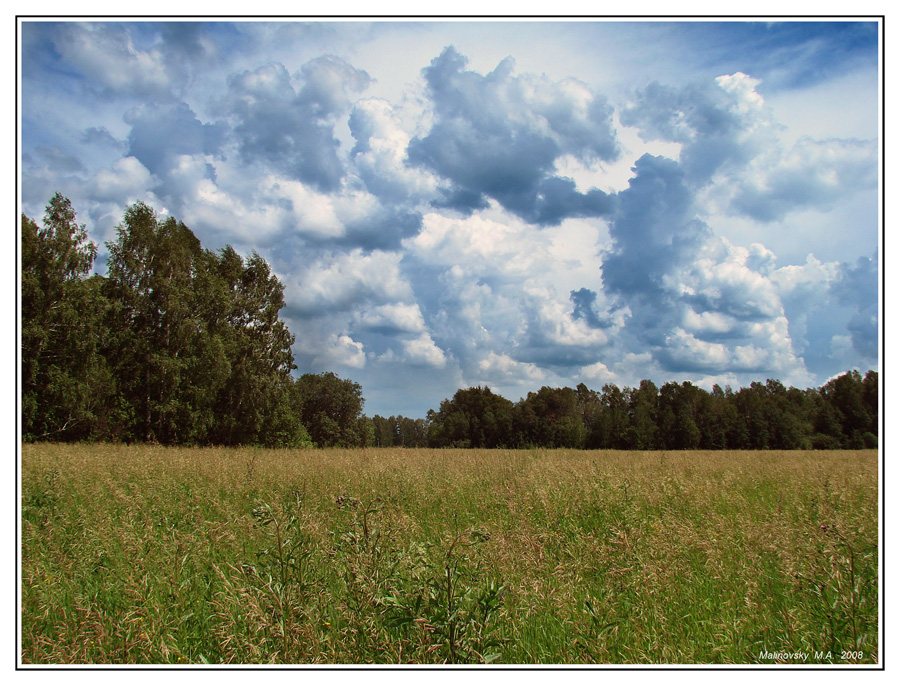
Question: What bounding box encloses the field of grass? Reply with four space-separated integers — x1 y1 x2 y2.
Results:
21 444 879 665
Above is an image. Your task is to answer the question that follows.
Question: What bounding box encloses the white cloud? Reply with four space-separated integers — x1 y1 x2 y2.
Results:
54 24 172 97
164 156 287 245
772 254 840 300
403 333 448 368
317 333 366 369
409 210 538 276
260 176 344 239
579 361 617 385
681 309 736 336
663 328 731 371
353 303 427 333
525 286 609 347
350 97 440 202
286 249 413 317
89 156 154 203
624 70 876 224
477 352 544 383
729 136 877 221
681 237 784 321
714 72 766 113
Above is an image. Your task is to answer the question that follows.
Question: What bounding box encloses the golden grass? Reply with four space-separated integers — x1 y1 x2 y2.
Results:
21 444 878 665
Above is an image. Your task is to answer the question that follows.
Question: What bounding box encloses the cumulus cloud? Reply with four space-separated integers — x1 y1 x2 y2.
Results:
767 251 878 376
622 72 877 223
125 102 226 178
223 57 370 191
30 146 85 174
154 22 246 90
620 72 772 183
316 333 367 369
680 237 784 322
517 284 611 367
89 156 154 202
602 154 710 305
402 333 448 368
477 351 545 384
257 175 421 250
730 137 877 221
285 249 413 318
407 210 548 283
599 152 810 380
570 288 607 329
158 155 287 246
21 23 878 415
403 207 620 381
21 150 81 209
771 253 840 301
407 46 618 225
353 302 427 334
657 328 731 373
681 309 738 337
349 98 440 203
50 23 173 98
81 126 125 150
339 204 423 251
282 251 448 381
579 361 617 385
831 254 878 359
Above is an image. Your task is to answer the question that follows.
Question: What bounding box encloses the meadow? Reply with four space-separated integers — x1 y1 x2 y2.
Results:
21 444 879 665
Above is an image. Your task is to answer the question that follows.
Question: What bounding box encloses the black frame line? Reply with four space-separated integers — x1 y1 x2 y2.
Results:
13 12 887 672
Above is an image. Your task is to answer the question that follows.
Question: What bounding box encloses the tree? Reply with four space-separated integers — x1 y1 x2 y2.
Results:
763 380 811 449
598 384 629 449
21 195 110 441
862 370 879 445
370 414 427 447
103 202 306 446
625 380 658 450
819 370 873 448
516 386 586 448
657 382 701 450
105 204 230 443
209 248 304 446
294 372 368 447
371 415 396 447
575 383 606 449
696 384 729 450
427 387 515 448
731 383 771 449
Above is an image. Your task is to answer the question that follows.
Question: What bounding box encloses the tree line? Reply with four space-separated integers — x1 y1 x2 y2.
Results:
22 194 878 450
419 373 878 451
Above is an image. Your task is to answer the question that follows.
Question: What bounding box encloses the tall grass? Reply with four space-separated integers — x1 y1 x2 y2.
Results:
21 444 878 664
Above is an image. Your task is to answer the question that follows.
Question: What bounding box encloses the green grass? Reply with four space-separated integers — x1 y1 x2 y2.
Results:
21 444 879 665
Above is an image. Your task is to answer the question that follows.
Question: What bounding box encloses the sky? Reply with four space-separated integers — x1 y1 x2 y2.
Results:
19 19 881 417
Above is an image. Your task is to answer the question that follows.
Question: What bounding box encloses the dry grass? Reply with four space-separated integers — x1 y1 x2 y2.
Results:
21 444 879 664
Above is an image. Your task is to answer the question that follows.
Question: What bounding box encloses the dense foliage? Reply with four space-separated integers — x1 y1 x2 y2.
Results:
370 415 428 448
294 372 373 447
22 194 878 450
22 195 105 442
21 195 366 447
425 373 878 450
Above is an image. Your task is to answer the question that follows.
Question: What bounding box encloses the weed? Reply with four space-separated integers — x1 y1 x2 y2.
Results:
23 468 61 526
376 530 506 663
21 445 879 665
792 522 878 661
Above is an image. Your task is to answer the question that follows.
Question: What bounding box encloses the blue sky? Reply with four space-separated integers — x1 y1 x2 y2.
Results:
20 19 880 417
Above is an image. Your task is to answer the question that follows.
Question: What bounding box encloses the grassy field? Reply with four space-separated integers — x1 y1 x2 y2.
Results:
20 444 879 665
